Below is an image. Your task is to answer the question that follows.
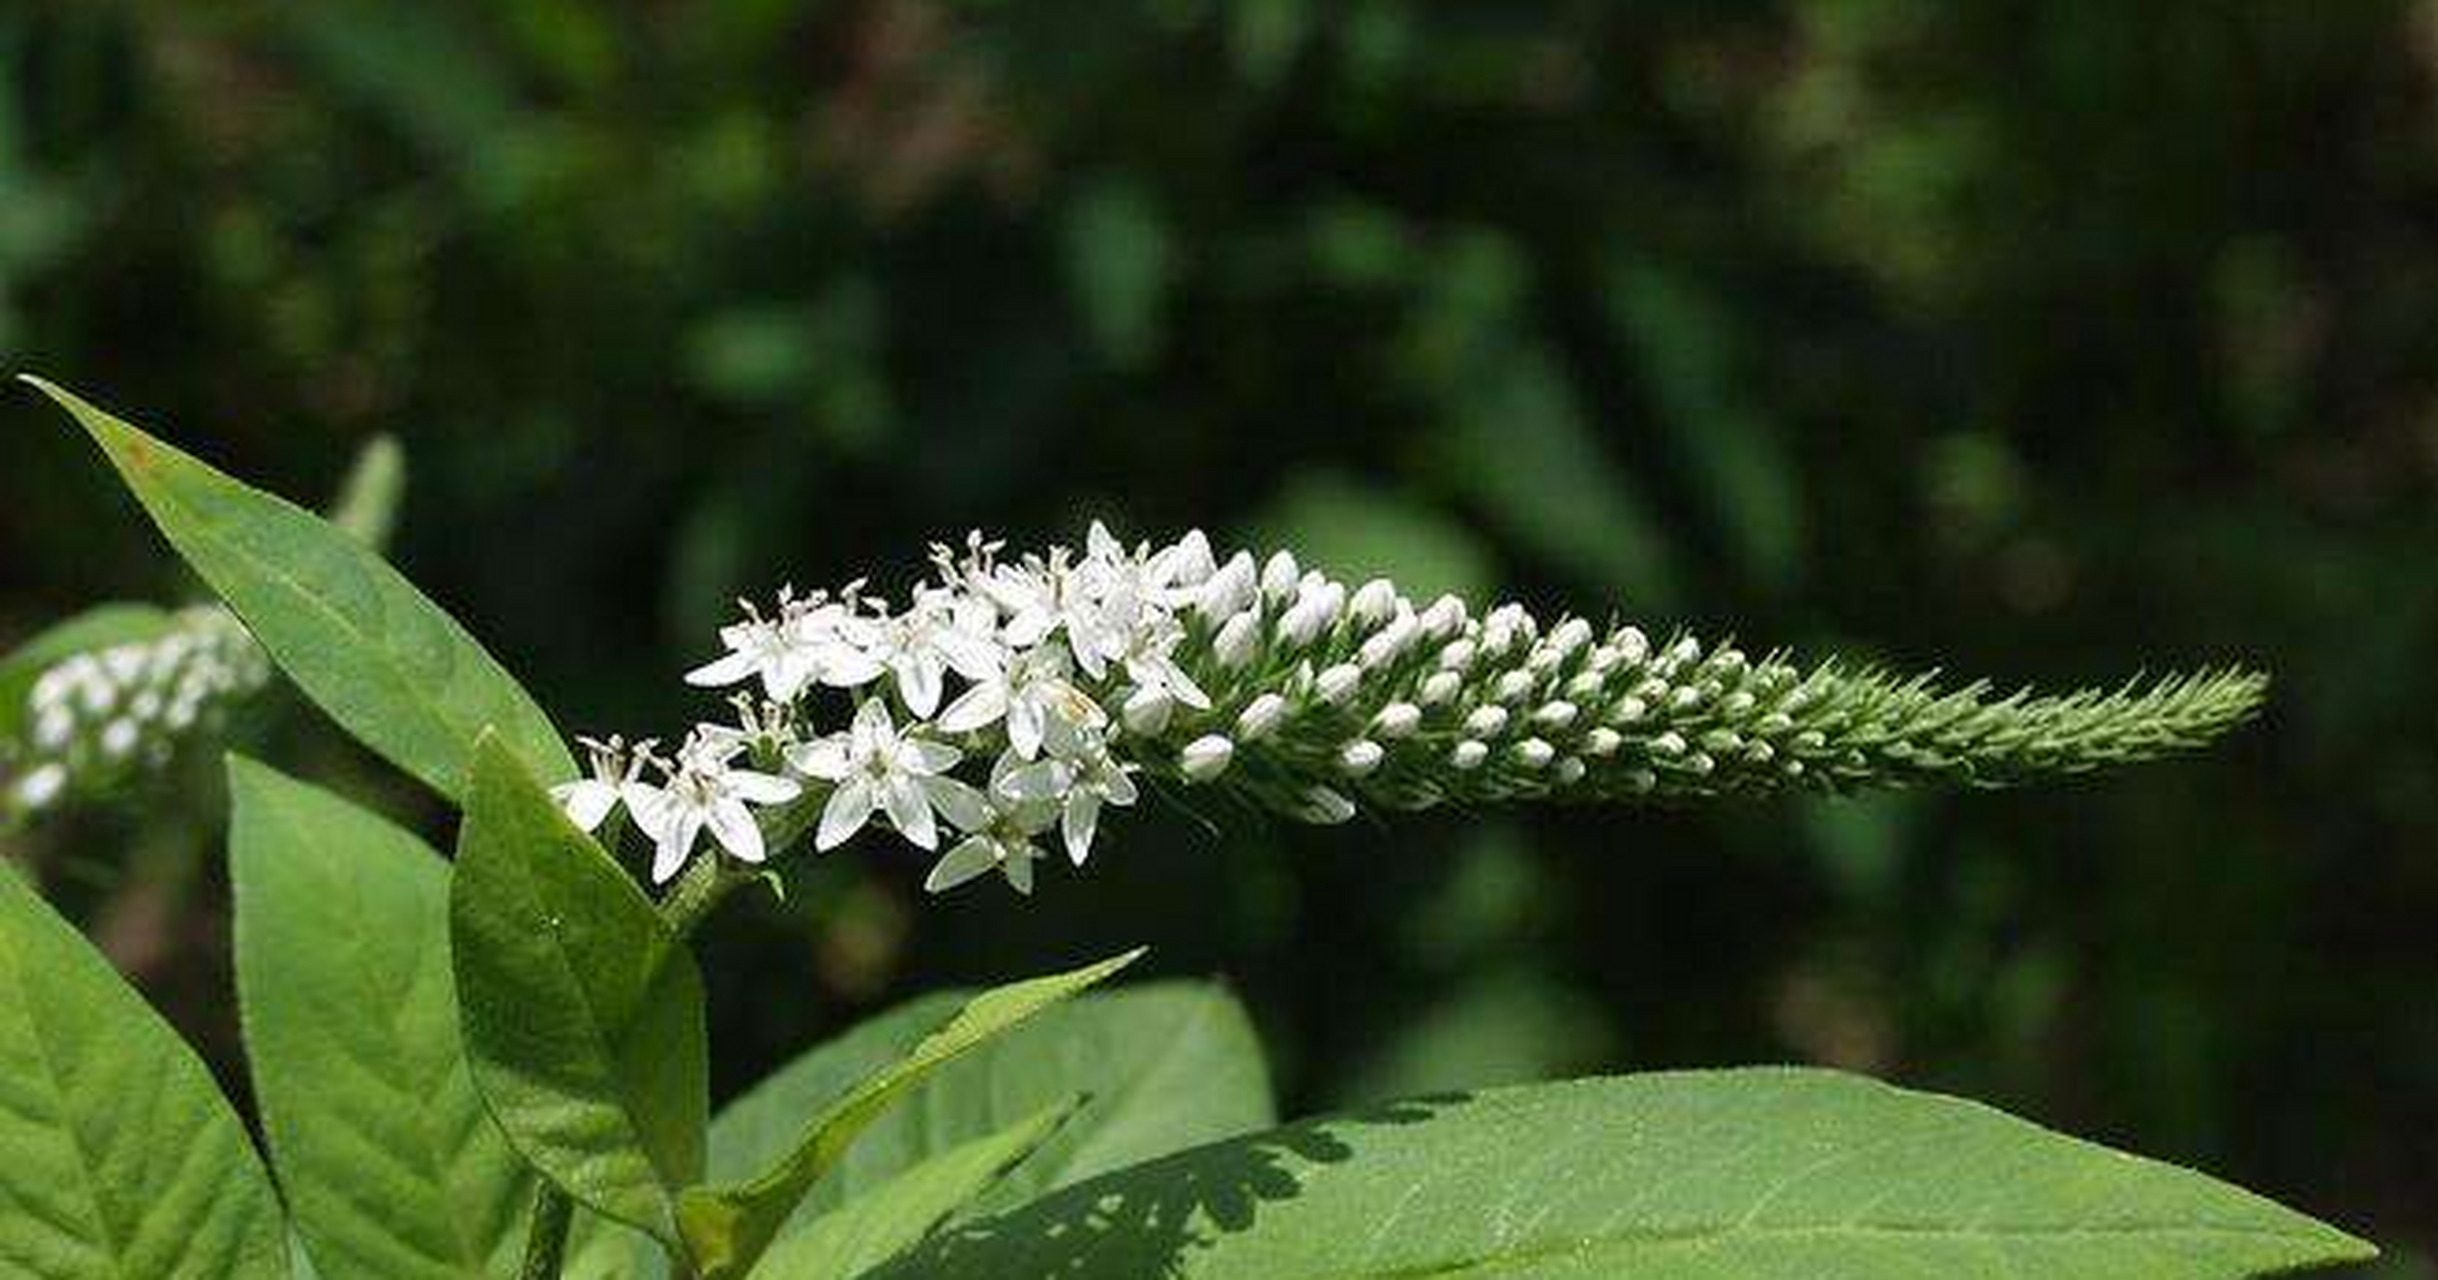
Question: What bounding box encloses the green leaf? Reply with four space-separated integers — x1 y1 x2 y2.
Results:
0 603 173 743
714 982 1274 1237
0 860 289 1279
676 949 1146 1279
867 1069 2376 1280
228 756 531 1280
754 1099 1080 1280
24 376 572 801
450 733 707 1241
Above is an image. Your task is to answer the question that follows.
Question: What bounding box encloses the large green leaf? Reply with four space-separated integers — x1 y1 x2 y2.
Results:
450 734 707 1242
0 861 289 1279
0 603 173 743
755 1099 1079 1280
228 757 531 1280
25 376 572 801
867 1069 2376 1280
675 949 1145 1279
712 982 1274 1231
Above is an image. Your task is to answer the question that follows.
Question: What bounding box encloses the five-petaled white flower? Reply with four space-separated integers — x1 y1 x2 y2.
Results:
999 727 1138 866
622 735 802 885
789 699 964 851
937 642 1107 759
922 752 1057 894
874 586 1002 717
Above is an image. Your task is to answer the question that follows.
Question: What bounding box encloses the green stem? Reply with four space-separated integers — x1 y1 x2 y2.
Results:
515 1181 573 1280
512 853 746 1278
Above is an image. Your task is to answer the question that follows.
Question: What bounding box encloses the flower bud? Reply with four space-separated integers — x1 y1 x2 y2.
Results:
1494 669 1537 703
1297 785 1357 824
1533 700 1578 729
1180 733 1235 781
1450 740 1489 770
1611 625 1650 665
1437 639 1477 671
1214 611 1263 669
1350 579 1399 627
1122 686 1174 736
1464 705 1509 736
1315 663 1364 705
1419 594 1468 640
1585 727 1623 756
1337 739 1384 777
1167 529 1217 586
1372 702 1421 739
1261 551 1301 602
1419 671 1462 705
1237 693 1287 740
1513 737 1555 769
1553 756 1586 785
1197 554 1258 623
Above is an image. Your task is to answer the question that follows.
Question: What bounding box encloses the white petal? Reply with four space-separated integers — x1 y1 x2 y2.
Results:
621 782 671 839
818 646 889 687
925 775 992 831
1159 659 1212 710
1062 793 1101 867
707 798 766 862
902 738 962 776
552 780 619 833
935 631 1003 682
895 652 945 718
938 681 1007 733
997 760 1068 803
816 779 875 851
923 837 1000 893
1002 847 1036 895
787 737 852 781
1005 696 1045 758
684 650 760 688
1101 766 1139 807
883 774 938 850
651 813 703 885
727 769 801 805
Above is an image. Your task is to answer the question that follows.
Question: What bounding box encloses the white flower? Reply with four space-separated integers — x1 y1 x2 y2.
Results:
622 735 802 884
1111 612 1210 710
874 586 1001 717
998 729 1137 866
549 735 644 833
938 643 1106 759
789 699 964 851
685 599 816 701
922 753 1057 895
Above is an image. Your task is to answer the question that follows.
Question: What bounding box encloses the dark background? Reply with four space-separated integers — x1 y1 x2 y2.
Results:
3 2 2433 1271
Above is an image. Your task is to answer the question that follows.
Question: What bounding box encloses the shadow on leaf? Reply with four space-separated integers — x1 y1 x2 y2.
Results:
863 1096 1458 1280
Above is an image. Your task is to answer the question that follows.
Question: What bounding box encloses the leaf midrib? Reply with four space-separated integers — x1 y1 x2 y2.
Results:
498 836 683 1225
1316 1218 2359 1280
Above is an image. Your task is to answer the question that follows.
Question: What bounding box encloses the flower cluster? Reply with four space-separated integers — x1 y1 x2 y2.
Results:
563 525 2267 897
3 608 271 821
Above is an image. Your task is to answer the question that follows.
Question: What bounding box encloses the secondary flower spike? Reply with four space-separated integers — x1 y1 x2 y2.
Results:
569 525 2268 895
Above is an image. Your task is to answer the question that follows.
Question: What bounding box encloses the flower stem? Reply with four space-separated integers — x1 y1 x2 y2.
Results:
515 1182 573 1280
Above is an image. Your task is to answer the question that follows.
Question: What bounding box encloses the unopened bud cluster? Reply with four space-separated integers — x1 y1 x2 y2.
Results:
3 608 271 821
569 525 2264 899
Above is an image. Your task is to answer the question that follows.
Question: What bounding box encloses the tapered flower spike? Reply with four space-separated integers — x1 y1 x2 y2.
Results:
565 526 2267 895
1 606 271 823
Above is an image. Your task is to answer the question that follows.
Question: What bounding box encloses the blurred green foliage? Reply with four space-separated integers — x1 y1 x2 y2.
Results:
4 0 2436 1269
